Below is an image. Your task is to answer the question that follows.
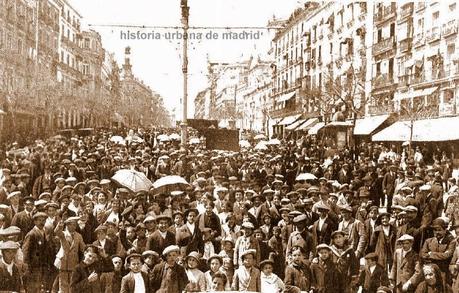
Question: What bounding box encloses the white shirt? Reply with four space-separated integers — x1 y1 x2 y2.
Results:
133 272 146 293
187 222 195 235
1 258 14 276
99 239 106 248
318 216 327 231
369 265 376 274
159 230 167 239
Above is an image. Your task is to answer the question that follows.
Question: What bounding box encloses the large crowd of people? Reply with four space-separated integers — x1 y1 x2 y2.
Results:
0 127 458 293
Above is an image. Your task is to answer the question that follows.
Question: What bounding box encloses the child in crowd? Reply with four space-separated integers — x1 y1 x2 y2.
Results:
202 228 215 261
205 255 224 290
284 246 311 293
358 252 390 293
310 244 343 293
260 259 284 293
120 253 150 292
232 249 261 291
184 251 205 292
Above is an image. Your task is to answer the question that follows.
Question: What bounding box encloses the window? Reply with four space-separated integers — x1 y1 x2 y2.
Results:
432 11 439 20
390 23 395 37
376 62 381 74
389 58 394 78
447 43 455 56
449 3 456 11
66 54 69 65
377 29 382 42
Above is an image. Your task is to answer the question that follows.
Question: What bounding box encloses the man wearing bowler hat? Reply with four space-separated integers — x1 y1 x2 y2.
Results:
390 234 422 293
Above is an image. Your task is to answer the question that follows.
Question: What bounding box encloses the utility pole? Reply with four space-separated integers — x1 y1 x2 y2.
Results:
180 0 189 148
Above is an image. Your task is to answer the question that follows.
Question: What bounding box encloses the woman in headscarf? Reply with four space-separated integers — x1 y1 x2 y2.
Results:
415 263 453 293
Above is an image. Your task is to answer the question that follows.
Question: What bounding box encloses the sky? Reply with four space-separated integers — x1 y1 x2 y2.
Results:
71 0 302 119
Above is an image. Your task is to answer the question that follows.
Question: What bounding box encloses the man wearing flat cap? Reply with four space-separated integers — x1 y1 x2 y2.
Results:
311 202 338 246
146 215 176 255
420 217 456 285
0 241 22 292
151 245 188 293
390 234 422 293
286 214 315 261
23 212 56 292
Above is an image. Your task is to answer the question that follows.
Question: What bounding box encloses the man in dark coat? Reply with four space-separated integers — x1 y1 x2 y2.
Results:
22 212 55 293
146 215 176 255
359 253 390 293
311 202 338 246
175 208 204 257
382 165 397 211
70 245 110 293
11 196 34 241
197 201 222 252
150 245 188 293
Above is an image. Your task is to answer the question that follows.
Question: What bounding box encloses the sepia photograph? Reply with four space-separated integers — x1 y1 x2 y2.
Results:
1 0 459 292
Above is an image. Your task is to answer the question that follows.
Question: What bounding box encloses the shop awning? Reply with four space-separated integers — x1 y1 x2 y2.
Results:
277 91 296 103
323 121 353 128
285 118 306 130
297 117 319 131
308 122 325 135
372 116 459 142
279 114 301 126
395 87 438 101
354 114 390 135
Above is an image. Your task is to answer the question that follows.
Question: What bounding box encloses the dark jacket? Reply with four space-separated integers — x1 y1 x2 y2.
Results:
146 230 176 255
150 262 188 293
359 264 389 293
120 271 150 293
70 261 108 293
22 226 54 269
0 261 22 292
310 259 343 293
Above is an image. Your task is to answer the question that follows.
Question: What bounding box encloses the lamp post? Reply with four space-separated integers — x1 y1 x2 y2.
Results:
180 0 189 148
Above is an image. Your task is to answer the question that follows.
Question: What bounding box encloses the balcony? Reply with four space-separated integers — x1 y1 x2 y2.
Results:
375 5 396 25
399 38 412 53
413 33 425 48
442 20 458 37
415 2 426 12
399 3 414 20
372 73 394 89
398 74 410 87
439 103 456 116
372 36 395 56
270 104 300 118
426 27 440 43
368 103 395 116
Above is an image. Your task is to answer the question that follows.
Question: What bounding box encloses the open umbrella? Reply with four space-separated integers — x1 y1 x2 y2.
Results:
267 138 281 145
153 175 190 194
169 133 181 140
239 140 251 148
254 134 266 140
254 142 268 151
157 134 170 142
111 169 153 193
296 173 317 181
189 138 200 144
130 136 144 143
110 136 125 144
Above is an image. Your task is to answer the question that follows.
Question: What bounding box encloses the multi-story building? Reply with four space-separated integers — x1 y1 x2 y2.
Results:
80 29 105 127
56 0 83 128
193 88 211 119
240 57 272 133
0 0 38 140
207 59 251 126
120 47 157 127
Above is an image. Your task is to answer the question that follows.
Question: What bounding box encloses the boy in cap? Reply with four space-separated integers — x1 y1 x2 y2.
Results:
284 245 311 292
231 249 261 291
120 253 151 293
310 244 343 293
70 245 108 292
234 221 260 267
0 241 22 292
358 253 389 293
260 258 284 293
329 230 359 292
370 212 397 271
146 215 176 255
151 245 188 293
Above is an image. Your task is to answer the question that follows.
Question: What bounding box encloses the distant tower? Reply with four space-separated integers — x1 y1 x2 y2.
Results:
123 46 133 79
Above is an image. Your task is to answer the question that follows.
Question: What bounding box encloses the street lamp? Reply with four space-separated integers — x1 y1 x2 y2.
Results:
180 0 189 148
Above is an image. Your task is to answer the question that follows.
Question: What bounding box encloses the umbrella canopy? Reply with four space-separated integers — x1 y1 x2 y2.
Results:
130 136 144 143
169 133 181 140
153 175 190 194
239 140 251 148
189 138 200 144
254 142 268 151
254 134 266 140
296 173 318 181
267 138 281 145
157 134 170 142
111 169 153 193
110 136 125 144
